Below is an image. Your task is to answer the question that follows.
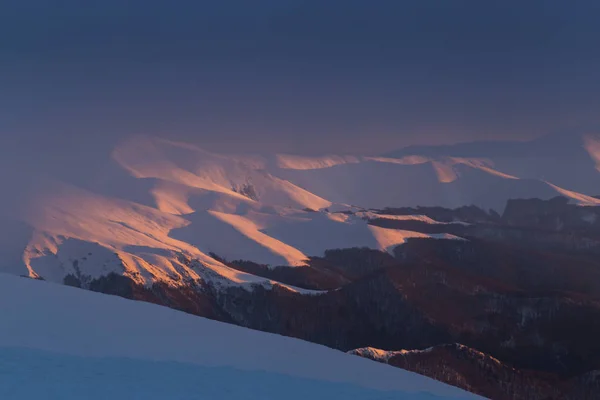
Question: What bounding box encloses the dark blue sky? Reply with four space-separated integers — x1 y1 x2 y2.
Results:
1 0 599 155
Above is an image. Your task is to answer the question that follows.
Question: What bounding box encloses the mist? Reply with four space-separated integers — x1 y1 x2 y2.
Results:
1 0 599 201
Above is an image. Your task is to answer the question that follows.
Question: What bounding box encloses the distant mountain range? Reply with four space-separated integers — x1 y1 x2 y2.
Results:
2 132 600 398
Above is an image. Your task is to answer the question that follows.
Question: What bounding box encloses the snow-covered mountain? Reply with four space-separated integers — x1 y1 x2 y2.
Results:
0 273 477 399
0 135 466 290
274 136 600 210
2 133 600 398
2 133 600 292
386 132 600 200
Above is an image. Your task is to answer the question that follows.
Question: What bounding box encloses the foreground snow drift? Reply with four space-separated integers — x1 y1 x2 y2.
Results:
0 274 476 399
1 348 465 400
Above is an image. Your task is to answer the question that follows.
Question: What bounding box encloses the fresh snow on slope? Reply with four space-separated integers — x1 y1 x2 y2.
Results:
113 136 332 211
173 209 310 267
0 274 477 399
174 207 460 267
272 156 597 210
274 153 362 170
386 132 600 199
112 135 600 212
356 212 471 225
17 180 313 292
350 344 504 366
0 349 468 400
261 211 462 258
350 347 436 363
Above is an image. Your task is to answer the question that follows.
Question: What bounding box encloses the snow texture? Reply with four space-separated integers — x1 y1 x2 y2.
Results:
0 274 478 399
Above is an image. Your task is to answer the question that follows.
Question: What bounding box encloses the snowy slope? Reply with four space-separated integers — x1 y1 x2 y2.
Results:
112 136 332 211
0 273 478 399
386 132 600 199
112 136 600 212
271 155 600 210
15 180 315 293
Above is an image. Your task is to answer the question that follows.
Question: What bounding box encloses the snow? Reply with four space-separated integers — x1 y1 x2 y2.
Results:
0 274 478 399
0 348 467 400
173 209 309 267
258 211 463 259
174 207 463 266
113 136 332 211
356 212 471 225
350 347 437 363
387 133 600 202
275 153 362 170
351 344 503 367
113 136 598 212
544 182 600 207
272 156 593 211
351 347 399 362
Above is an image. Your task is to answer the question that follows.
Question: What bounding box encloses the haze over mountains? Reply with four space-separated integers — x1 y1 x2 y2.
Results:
1 132 600 287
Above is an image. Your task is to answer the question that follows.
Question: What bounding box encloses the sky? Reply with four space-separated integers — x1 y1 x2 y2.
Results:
1 0 600 158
